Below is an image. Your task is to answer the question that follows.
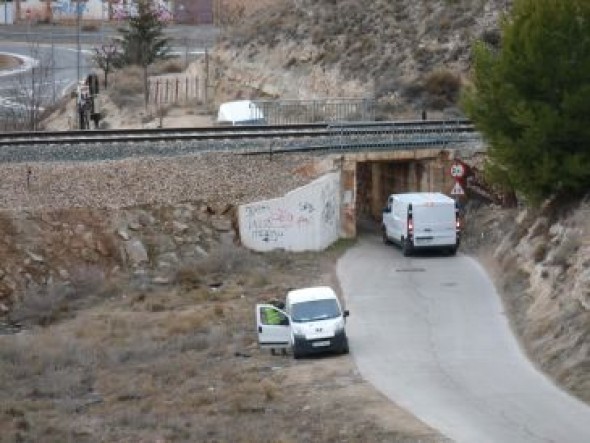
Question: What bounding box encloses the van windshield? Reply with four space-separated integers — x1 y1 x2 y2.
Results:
290 299 341 323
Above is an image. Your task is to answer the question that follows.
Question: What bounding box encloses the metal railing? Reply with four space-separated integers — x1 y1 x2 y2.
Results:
252 98 376 125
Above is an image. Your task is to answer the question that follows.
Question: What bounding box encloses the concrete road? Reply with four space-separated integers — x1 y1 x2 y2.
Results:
337 233 590 443
0 42 91 116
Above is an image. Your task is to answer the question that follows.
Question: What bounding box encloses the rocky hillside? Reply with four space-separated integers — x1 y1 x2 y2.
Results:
462 197 590 402
0 152 332 318
211 0 511 117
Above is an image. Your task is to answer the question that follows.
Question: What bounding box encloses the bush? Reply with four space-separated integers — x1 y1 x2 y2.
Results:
423 70 462 108
151 58 184 75
107 67 145 108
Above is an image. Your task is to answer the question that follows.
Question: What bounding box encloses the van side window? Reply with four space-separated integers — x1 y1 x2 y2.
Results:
261 307 289 326
387 196 393 211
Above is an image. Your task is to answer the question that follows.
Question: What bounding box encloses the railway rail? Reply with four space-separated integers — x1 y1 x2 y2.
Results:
0 119 481 163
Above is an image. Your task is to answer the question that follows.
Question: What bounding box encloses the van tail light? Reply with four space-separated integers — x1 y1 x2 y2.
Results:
408 217 414 236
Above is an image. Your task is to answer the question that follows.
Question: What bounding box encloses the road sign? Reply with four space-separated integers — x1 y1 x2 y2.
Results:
451 181 465 196
450 162 465 178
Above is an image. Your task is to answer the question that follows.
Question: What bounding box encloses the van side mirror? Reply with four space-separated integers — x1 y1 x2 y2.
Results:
343 310 350 317
382 207 391 214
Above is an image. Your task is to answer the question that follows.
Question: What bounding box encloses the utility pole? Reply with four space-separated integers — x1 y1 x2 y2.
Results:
76 0 81 82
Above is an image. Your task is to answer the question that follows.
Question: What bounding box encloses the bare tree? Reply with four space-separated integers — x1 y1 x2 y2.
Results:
3 42 55 131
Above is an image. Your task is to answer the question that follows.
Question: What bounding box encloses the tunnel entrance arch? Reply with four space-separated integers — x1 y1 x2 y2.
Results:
340 150 456 238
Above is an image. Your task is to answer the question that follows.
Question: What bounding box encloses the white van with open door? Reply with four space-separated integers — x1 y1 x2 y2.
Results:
382 192 460 256
256 286 349 359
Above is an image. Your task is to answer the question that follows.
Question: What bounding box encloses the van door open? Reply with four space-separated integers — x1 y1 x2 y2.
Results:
255 304 291 350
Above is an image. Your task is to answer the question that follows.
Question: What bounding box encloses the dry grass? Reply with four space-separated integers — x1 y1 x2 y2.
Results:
107 67 146 108
0 240 443 442
151 58 185 75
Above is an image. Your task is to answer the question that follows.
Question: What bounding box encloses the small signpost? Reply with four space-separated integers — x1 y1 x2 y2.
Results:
450 162 465 179
450 161 466 196
451 181 465 196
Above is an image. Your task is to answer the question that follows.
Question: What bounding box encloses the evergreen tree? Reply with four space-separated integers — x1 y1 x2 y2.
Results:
116 0 171 67
462 0 590 204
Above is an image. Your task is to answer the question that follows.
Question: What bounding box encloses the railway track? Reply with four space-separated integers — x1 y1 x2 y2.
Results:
0 119 474 145
0 119 480 163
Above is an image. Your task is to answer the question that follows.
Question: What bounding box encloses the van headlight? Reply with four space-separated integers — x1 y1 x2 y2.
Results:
291 324 305 339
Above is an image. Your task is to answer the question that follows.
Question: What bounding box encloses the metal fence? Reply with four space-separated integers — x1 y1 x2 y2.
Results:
252 98 376 125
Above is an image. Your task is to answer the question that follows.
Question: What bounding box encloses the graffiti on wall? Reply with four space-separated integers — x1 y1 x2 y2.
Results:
112 0 173 21
52 0 89 17
321 181 338 226
240 173 340 252
243 200 315 243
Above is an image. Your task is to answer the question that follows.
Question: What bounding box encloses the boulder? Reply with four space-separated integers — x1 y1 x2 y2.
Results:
172 221 189 234
26 251 45 263
117 229 130 241
125 239 149 265
211 218 232 232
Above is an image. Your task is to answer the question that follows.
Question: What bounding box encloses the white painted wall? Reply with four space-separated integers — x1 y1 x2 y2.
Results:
239 172 341 252
18 1 173 22
0 3 14 24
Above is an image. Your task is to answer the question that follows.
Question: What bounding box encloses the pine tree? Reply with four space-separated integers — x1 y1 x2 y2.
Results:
116 0 171 67
462 0 590 204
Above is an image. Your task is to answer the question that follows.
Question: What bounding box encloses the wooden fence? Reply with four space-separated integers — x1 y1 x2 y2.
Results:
148 76 203 105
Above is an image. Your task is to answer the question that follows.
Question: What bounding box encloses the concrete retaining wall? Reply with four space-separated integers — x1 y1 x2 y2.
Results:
238 172 341 252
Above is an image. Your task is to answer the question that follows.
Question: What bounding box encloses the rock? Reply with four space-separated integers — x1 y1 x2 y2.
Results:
81 248 98 263
0 303 8 313
96 239 111 256
26 251 45 263
0 269 4 280
179 244 208 258
173 206 193 221
128 221 141 231
137 211 155 226
152 276 171 285
59 269 70 280
125 239 149 265
211 218 232 232
83 231 94 248
172 220 189 234
157 252 180 268
195 245 209 257
74 224 86 235
155 235 176 253
117 229 130 241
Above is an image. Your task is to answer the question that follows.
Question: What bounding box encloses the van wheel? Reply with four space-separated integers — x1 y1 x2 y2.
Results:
402 237 412 257
293 346 304 360
382 226 390 244
448 246 458 256
341 341 349 355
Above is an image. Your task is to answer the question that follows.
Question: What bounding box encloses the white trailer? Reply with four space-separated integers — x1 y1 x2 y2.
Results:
382 192 460 256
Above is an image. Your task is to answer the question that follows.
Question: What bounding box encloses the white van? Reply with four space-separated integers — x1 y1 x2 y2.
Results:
216 100 266 126
382 192 460 256
255 286 349 359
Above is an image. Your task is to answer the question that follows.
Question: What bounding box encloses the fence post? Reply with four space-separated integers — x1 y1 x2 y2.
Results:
175 78 179 102
185 77 189 103
155 80 160 106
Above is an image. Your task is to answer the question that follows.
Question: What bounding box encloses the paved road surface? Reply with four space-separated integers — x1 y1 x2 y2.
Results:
337 233 590 443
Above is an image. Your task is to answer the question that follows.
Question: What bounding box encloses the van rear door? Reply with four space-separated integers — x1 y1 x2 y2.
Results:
412 202 456 247
256 304 290 349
